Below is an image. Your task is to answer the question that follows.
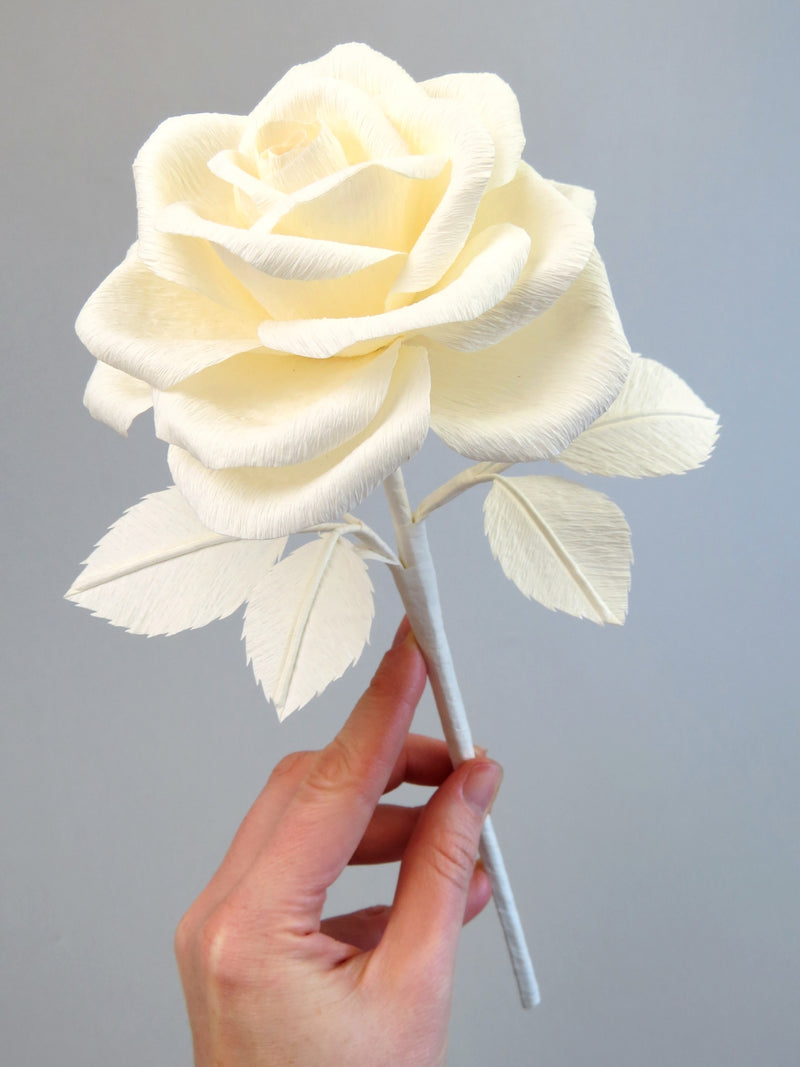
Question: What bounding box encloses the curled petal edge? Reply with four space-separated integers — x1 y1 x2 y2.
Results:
168 345 431 539
429 251 633 462
83 361 153 437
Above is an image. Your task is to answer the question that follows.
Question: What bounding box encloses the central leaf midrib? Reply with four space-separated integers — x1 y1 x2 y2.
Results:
581 410 716 432
68 533 238 595
495 477 616 624
274 531 343 712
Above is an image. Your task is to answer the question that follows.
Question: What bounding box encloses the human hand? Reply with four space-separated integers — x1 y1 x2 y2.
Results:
174 619 502 1066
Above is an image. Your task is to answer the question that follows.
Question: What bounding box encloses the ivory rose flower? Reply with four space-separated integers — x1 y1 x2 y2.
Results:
76 43 632 538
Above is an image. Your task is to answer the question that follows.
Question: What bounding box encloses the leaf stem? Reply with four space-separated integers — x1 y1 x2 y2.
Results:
383 468 539 1009
342 514 400 566
306 518 399 567
413 462 513 522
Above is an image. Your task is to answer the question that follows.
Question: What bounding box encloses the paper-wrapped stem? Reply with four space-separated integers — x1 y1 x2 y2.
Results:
383 469 539 1009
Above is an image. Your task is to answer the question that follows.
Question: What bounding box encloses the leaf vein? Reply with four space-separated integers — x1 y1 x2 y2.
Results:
494 476 618 624
67 534 238 596
273 531 343 713
581 410 716 432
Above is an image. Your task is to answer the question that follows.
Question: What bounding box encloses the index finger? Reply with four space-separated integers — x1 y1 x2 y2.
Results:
231 626 427 929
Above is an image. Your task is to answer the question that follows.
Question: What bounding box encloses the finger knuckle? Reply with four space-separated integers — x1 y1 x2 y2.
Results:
303 736 359 798
173 908 196 967
269 750 313 784
195 905 255 996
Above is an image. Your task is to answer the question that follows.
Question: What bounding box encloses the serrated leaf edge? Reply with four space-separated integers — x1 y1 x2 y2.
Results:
489 475 624 625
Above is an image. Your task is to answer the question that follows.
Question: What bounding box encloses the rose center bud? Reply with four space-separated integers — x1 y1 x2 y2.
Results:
254 119 318 174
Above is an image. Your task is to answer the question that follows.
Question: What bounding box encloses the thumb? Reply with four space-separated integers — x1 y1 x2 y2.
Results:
377 759 502 983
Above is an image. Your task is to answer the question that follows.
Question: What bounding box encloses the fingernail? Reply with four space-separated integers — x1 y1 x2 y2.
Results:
463 760 503 815
474 745 488 758
402 627 418 650
392 616 411 649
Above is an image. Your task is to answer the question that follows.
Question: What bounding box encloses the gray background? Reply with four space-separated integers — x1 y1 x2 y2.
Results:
2 1 798 1063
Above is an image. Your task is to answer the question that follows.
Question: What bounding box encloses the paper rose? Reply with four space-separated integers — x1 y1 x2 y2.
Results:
69 43 718 1009
76 42 631 539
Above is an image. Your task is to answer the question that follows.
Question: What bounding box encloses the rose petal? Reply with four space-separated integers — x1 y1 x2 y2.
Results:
256 223 531 358
422 72 525 189
208 155 445 316
426 163 595 351
218 251 405 323
243 72 409 164
168 345 431 538
133 112 252 309
158 201 401 281
553 180 597 222
270 155 450 252
251 120 352 194
75 247 264 389
153 342 400 468
296 42 423 101
429 251 632 461
83 360 153 436
283 45 496 289
206 148 288 213
389 98 495 295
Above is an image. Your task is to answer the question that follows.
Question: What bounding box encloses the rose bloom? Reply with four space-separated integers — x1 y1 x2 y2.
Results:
77 43 632 538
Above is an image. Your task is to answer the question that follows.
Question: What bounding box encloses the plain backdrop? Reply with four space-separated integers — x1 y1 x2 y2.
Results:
2 1 798 1064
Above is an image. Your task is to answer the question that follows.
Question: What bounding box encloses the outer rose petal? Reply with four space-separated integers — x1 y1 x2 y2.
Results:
75 247 265 389
83 361 153 436
429 252 632 462
168 345 431 539
388 98 495 295
553 181 597 222
133 112 252 309
426 163 595 351
256 223 531 358
422 72 525 189
153 342 400 468
290 42 423 103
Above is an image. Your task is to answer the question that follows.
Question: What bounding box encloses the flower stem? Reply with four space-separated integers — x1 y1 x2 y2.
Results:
383 469 540 1009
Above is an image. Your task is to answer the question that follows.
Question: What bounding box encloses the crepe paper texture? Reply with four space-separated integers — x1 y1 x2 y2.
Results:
67 42 718 1009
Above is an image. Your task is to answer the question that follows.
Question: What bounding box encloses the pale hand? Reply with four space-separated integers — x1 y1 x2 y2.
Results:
175 620 502 1066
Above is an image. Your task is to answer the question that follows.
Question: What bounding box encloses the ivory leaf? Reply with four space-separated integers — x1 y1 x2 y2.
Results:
66 487 286 636
557 357 719 477
484 475 632 625
244 532 374 719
